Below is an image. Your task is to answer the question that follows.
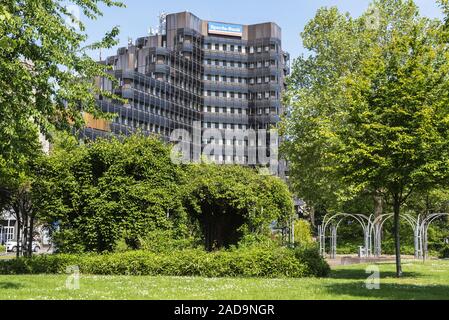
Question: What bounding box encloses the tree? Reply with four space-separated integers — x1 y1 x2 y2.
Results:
0 0 123 192
34 134 190 253
185 164 294 250
0 124 43 257
34 134 295 253
283 0 449 277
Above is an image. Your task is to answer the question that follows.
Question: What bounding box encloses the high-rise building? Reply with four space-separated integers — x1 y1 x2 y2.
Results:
84 11 290 176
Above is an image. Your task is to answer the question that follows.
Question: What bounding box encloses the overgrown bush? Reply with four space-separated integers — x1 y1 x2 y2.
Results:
0 246 330 278
0 245 5 253
138 230 198 253
294 244 331 277
35 135 295 253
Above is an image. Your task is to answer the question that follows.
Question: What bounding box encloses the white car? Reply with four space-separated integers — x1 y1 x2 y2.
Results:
5 241 41 253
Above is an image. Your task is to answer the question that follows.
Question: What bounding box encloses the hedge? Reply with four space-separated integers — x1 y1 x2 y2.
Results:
0 246 330 278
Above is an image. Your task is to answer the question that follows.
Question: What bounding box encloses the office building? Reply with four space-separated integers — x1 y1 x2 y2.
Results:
84 11 290 176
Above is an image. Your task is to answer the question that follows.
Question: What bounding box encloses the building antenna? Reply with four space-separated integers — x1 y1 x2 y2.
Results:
158 12 167 36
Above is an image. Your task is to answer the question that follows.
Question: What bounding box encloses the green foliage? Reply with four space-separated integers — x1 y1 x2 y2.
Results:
0 245 5 253
0 0 124 201
185 164 294 250
138 230 198 253
283 0 449 208
35 135 294 253
294 219 314 246
0 246 330 278
439 244 449 259
34 134 190 253
294 244 331 278
283 0 449 274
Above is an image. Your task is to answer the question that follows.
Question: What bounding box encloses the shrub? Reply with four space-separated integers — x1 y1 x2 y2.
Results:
294 244 331 277
0 245 5 253
294 220 314 246
0 246 330 278
138 230 198 253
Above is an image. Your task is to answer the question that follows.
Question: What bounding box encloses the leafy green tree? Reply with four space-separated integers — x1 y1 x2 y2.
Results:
185 164 294 251
34 134 190 253
0 0 123 194
283 0 449 276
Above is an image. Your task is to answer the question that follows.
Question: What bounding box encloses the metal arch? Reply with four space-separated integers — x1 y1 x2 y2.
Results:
419 213 449 260
319 213 373 259
320 212 449 260
371 213 420 258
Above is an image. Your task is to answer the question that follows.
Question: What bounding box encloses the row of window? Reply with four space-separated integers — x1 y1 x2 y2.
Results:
204 75 278 85
204 91 248 99
119 104 193 125
117 118 171 136
203 122 247 130
203 59 278 69
204 43 278 54
203 106 247 115
202 138 247 146
204 91 279 100
202 138 275 147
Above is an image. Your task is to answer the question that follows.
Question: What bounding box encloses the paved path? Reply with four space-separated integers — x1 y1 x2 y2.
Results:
326 255 418 267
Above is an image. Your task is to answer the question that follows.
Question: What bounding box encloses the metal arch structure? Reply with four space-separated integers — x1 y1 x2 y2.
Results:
418 213 449 260
369 213 421 258
318 212 439 259
319 213 374 259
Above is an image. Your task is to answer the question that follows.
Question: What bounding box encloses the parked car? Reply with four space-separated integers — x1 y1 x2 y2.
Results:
5 241 41 253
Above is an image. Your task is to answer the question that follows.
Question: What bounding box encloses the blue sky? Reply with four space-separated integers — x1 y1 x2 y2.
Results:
83 0 443 61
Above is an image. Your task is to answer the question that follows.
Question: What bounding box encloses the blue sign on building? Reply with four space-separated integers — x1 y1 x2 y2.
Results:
208 22 243 37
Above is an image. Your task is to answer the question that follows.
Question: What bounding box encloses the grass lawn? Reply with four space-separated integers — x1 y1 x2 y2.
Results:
0 260 448 300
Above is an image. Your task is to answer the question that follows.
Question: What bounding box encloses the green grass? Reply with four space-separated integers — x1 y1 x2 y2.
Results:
0 260 448 300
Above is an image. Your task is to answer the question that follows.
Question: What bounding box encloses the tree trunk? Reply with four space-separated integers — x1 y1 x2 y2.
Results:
309 206 316 228
393 197 402 277
22 213 28 257
373 190 383 219
27 216 34 256
15 215 21 259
